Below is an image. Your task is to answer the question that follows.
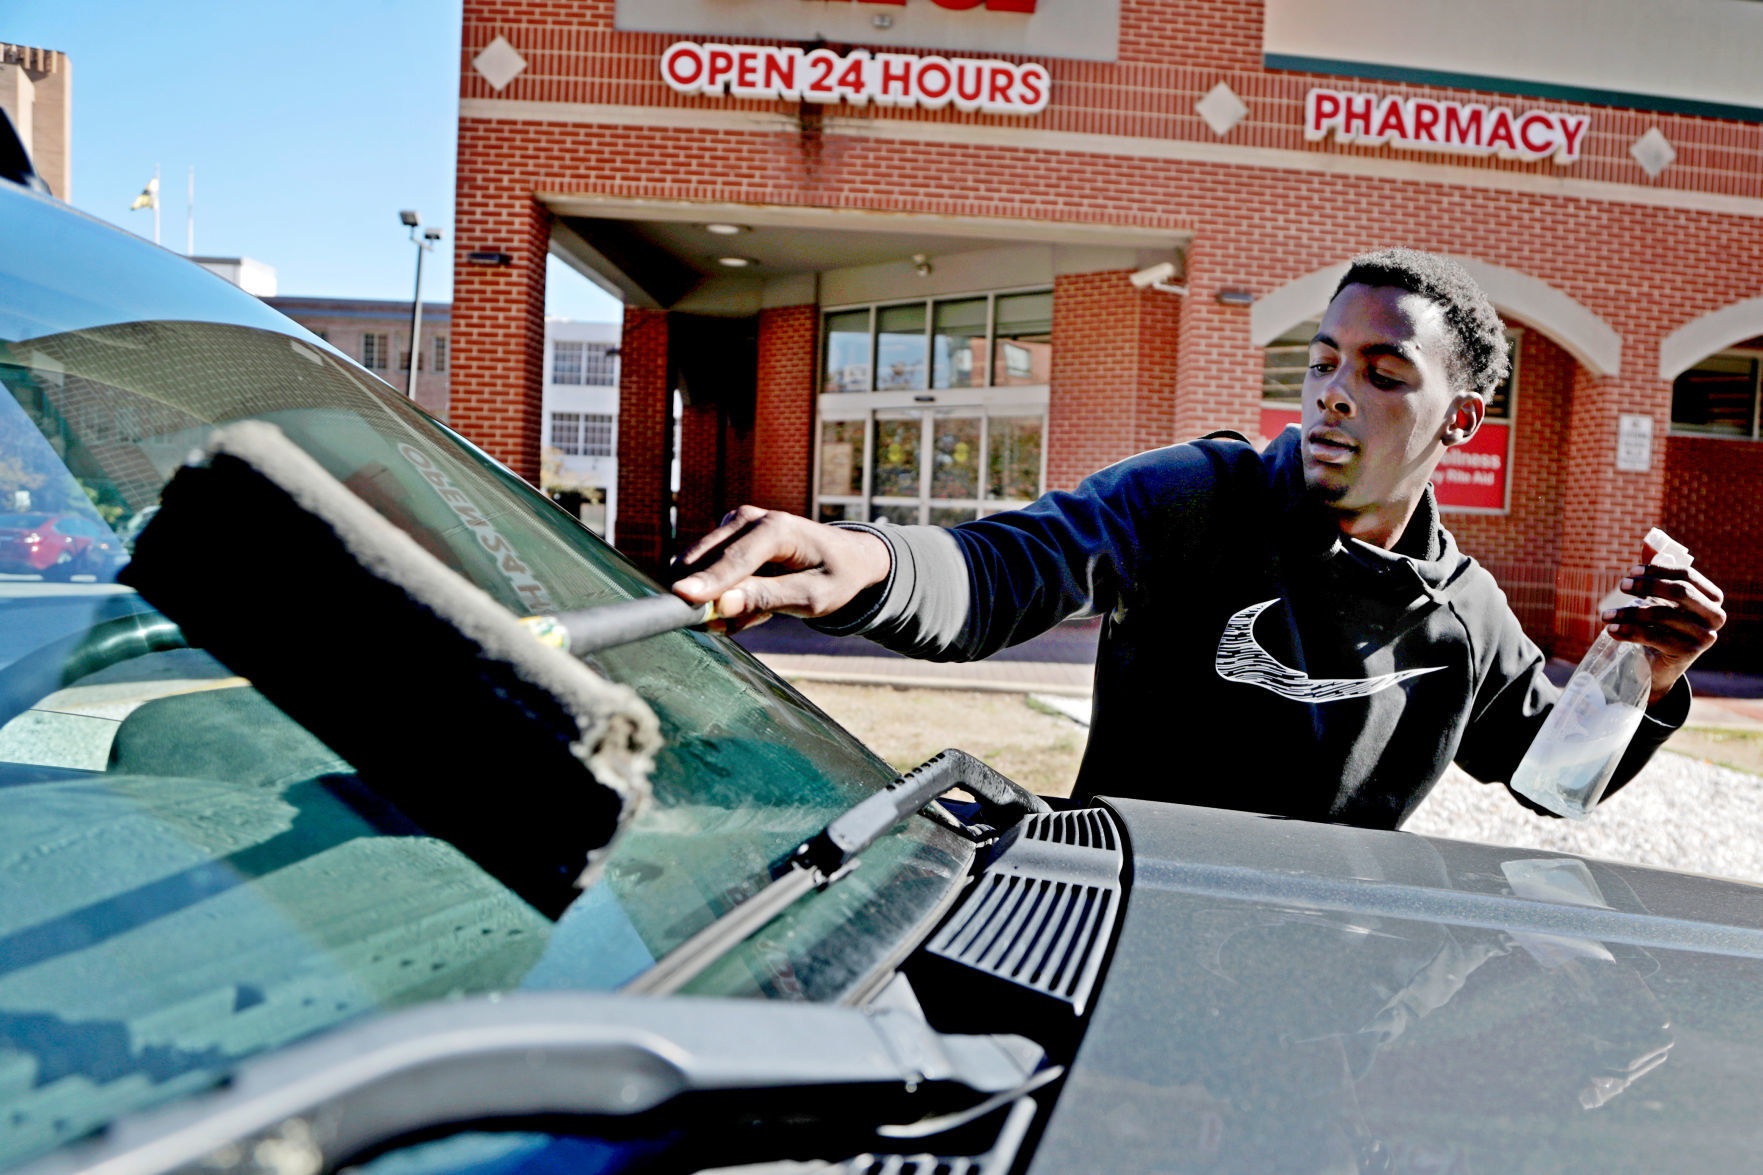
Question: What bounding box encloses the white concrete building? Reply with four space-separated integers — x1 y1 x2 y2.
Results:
541 319 620 538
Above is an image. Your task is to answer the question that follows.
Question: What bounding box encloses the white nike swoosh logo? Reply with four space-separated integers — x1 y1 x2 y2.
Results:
1215 598 1442 703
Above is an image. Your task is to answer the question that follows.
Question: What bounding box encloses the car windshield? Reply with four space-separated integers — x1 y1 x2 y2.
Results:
0 185 971 1171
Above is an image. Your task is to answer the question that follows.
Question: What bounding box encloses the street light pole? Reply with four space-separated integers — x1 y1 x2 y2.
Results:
399 211 441 401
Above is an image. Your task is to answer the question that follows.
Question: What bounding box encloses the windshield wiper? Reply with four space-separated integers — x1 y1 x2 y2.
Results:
622 748 1047 997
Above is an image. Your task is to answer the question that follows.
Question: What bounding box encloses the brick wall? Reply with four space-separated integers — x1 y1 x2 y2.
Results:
450 177 548 482
1665 435 1763 665
753 304 817 514
616 309 670 569
1047 272 1181 490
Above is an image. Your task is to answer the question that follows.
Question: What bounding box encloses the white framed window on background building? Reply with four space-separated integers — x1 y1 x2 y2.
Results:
553 341 584 385
551 412 582 454
550 412 615 457
581 413 614 457
362 333 388 371
581 344 618 387
815 288 1051 528
433 336 449 374
552 341 616 386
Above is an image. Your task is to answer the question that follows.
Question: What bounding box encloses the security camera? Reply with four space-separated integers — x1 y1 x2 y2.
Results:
1129 261 1177 289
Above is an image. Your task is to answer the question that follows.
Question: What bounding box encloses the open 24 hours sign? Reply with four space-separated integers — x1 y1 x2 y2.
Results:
661 42 1050 114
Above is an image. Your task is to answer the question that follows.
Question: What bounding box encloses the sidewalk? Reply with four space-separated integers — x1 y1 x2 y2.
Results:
735 615 1097 697
736 616 1763 729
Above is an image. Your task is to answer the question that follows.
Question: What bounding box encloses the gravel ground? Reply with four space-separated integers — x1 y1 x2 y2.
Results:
1405 752 1763 886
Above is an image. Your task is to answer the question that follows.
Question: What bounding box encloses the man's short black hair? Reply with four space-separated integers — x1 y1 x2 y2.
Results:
1331 248 1510 397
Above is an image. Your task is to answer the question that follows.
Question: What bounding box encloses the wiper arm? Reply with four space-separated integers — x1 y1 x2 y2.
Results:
623 749 1047 997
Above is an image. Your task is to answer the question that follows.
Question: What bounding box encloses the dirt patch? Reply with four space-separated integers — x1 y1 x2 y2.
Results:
1667 726 1763 779
792 681 1086 797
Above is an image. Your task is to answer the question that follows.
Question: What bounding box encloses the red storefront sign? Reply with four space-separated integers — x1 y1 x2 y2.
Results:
1257 408 1512 513
1305 87 1590 164
660 42 1050 114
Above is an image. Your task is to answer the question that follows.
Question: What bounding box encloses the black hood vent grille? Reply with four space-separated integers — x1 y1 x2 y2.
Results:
925 807 1124 1015
1026 807 1118 851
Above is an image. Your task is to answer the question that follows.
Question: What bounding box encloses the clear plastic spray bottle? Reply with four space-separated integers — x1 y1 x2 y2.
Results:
1508 528 1692 819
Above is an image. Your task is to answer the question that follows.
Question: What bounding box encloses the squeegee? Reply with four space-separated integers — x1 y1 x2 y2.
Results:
120 422 663 917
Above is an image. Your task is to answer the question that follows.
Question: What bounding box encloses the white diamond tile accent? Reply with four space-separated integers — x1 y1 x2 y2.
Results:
473 36 527 92
1195 82 1249 138
1629 127 1676 178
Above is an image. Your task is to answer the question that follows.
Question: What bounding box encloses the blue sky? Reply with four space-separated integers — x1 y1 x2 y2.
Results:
6 0 622 321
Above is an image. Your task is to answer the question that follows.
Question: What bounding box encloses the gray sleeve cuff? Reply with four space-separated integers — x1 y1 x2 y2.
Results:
806 521 976 659
807 522 898 637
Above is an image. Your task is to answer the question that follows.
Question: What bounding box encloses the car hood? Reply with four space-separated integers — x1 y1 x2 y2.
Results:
1029 798 1763 1173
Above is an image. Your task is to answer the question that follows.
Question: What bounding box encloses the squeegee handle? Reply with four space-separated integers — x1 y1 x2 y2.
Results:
522 594 716 656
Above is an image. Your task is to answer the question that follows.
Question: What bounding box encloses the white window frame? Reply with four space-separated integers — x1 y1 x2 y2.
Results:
553 340 586 385
582 412 615 457
550 411 584 455
581 344 618 387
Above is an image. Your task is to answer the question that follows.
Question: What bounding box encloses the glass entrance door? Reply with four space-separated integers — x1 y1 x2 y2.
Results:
819 408 1043 527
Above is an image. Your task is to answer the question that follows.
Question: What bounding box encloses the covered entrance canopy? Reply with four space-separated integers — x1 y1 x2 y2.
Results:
538 195 1189 565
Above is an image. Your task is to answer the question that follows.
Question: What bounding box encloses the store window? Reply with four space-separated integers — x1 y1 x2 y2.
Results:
992 292 1053 388
823 309 872 393
1672 347 1761 438
933 298 988 389
822 290 1054 394
817 289 1051 527
876 304 928 391
817 410 1046 527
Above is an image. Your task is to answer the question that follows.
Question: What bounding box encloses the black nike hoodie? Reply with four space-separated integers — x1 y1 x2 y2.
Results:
816 428 1688 828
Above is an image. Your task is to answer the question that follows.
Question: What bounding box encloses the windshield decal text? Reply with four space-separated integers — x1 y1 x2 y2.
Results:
397 442 558 615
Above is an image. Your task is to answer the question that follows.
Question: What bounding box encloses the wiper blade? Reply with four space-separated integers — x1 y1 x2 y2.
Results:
623 749 1047 997
22 991 1043 1175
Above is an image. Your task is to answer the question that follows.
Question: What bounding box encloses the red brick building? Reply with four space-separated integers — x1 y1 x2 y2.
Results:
451 0 1763 663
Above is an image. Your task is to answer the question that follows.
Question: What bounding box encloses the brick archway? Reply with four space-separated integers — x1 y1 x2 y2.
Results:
1658 295 1763 380
1249 257 1623 378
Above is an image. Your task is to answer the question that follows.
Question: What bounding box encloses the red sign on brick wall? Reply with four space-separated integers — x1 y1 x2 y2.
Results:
1258 408 1512 513
661 42 1050 114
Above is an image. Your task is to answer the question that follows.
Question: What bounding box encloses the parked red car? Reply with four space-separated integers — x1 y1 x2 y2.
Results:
0 512 123 580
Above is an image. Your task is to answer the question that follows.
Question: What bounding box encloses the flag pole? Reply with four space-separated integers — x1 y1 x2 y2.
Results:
153 163 161 246
187 166 195 255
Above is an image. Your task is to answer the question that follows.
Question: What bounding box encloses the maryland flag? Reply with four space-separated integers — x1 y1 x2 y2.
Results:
129 176 158 211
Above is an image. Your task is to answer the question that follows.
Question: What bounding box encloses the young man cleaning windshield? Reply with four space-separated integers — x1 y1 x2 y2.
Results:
672 249 1726 828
